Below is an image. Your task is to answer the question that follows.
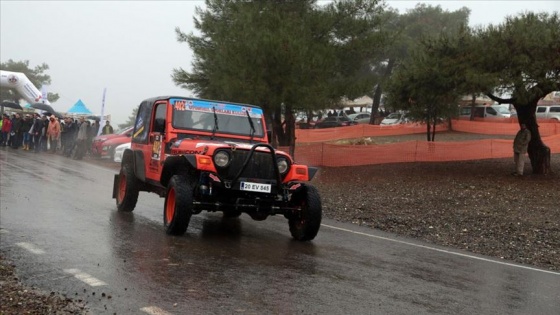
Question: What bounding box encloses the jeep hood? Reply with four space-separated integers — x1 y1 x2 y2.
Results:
171 139 289 157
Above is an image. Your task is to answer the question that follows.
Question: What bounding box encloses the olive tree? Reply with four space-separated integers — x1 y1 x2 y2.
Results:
172 0 386 150
436 12 560 174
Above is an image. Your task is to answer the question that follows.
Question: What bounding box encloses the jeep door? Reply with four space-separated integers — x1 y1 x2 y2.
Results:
142 102 168 181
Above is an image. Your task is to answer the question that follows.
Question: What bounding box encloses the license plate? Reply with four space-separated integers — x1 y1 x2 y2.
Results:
240 181 271 193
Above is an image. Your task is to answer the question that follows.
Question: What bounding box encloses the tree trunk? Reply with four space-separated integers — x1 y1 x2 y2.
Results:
370 59 395 125
431 118 436 141
515 102 551 175
369 84 382 124
469 94 476 121
271 107 290 147
284 105 296 158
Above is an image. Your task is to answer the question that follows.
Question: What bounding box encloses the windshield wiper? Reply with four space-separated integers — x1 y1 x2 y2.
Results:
211 106 219 140
246 110 255 143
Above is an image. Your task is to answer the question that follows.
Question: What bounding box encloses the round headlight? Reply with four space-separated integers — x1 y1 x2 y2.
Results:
214 151 230 168
277 157 289 174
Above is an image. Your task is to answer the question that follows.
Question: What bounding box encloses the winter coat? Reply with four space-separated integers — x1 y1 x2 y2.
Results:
1 118 11 133
21 118 33 133
47 118 61 138
31 118 43 136
513 128 531 154
77 122 89 141
11 117 23 133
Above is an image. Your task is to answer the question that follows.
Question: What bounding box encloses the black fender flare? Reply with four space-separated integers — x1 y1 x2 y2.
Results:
160 155 197 187
121 149 146 182
133 150 146 182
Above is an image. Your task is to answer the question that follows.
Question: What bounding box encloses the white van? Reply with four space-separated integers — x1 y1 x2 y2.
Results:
535 105 560 121
460 105 511 118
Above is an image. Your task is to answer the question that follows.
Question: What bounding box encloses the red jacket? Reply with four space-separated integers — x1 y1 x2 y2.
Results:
1 118 12 133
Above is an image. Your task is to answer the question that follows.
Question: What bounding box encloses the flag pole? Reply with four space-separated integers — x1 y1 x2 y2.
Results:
97 88 107 136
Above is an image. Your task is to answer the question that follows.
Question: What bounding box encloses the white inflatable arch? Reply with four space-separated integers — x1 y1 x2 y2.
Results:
0 70 50 105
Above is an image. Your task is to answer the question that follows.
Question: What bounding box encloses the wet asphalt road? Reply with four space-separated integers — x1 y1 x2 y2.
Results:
1 148 559 315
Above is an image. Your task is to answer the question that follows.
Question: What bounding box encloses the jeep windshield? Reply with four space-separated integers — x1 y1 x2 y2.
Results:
170 98 265 138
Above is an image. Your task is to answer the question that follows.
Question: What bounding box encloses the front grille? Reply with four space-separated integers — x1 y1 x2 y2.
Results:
217 149 276 180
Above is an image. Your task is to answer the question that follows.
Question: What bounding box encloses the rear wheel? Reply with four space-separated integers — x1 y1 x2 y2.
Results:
164 175 193 235
116 164 139 212
289 184 322 241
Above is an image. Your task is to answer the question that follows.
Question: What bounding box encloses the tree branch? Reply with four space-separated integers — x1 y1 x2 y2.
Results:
485 93 514 104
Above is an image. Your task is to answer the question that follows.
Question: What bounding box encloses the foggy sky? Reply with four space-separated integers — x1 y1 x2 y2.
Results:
1 1 558 125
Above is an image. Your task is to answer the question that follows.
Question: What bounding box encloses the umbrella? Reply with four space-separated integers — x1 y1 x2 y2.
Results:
42 111 64 119
30 103 63 118
1 101 23 110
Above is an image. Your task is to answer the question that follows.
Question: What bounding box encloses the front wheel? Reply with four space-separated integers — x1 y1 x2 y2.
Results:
164 175 193 235
289 184 322 241
116 164 139 212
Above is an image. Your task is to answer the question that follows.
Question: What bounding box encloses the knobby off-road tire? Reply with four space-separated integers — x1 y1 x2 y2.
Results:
164 175 194 235
116 164 139 212
289 184 322 241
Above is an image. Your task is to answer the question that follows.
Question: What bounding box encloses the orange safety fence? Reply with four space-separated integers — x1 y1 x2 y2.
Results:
451 119 560 136
284 120 560 167
295 123 448 143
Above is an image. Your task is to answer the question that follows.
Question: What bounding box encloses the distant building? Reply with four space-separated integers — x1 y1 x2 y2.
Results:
538 91 560 105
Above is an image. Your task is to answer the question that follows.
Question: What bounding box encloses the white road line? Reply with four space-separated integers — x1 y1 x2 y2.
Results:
63 269 107 287
140 306 173 315
322 224 560 276
16 242 45 255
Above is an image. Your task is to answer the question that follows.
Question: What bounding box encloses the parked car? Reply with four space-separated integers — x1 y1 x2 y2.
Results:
459 105 511 119
91 126 133 158
102 136 132 160
535 105 560 121
314 116 357 128
380 112 410 125
346 112 371 124
113 142 131 163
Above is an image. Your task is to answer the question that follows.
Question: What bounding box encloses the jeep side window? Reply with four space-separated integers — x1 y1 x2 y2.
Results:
153 104 166 133
536 107 546 113
132 102 151 144
550 107 560 113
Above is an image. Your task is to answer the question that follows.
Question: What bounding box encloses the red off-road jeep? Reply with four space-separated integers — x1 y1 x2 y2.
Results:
112 96 322 241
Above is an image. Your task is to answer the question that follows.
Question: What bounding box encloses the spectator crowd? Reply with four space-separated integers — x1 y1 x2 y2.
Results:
1 112 114 160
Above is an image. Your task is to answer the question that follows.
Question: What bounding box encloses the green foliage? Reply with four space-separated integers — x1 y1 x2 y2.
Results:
0 59 59 103
173 0 387 146
468 12 560 106
370 4 470 117
118 106 138 129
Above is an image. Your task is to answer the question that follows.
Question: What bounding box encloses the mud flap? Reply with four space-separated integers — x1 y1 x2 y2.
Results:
112 174 119 199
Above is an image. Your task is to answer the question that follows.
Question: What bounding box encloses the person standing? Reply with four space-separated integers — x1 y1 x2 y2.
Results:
30 113 43 153
10 113 23 149
46 115 61 153
62 117 77 157
512 123 531 176
21 114 33 150
101 120 114 135
73 117 88 160
1 114 12 146
91 119 100 137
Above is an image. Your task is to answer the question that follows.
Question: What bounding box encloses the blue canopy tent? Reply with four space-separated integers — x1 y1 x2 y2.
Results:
66 99 93 115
